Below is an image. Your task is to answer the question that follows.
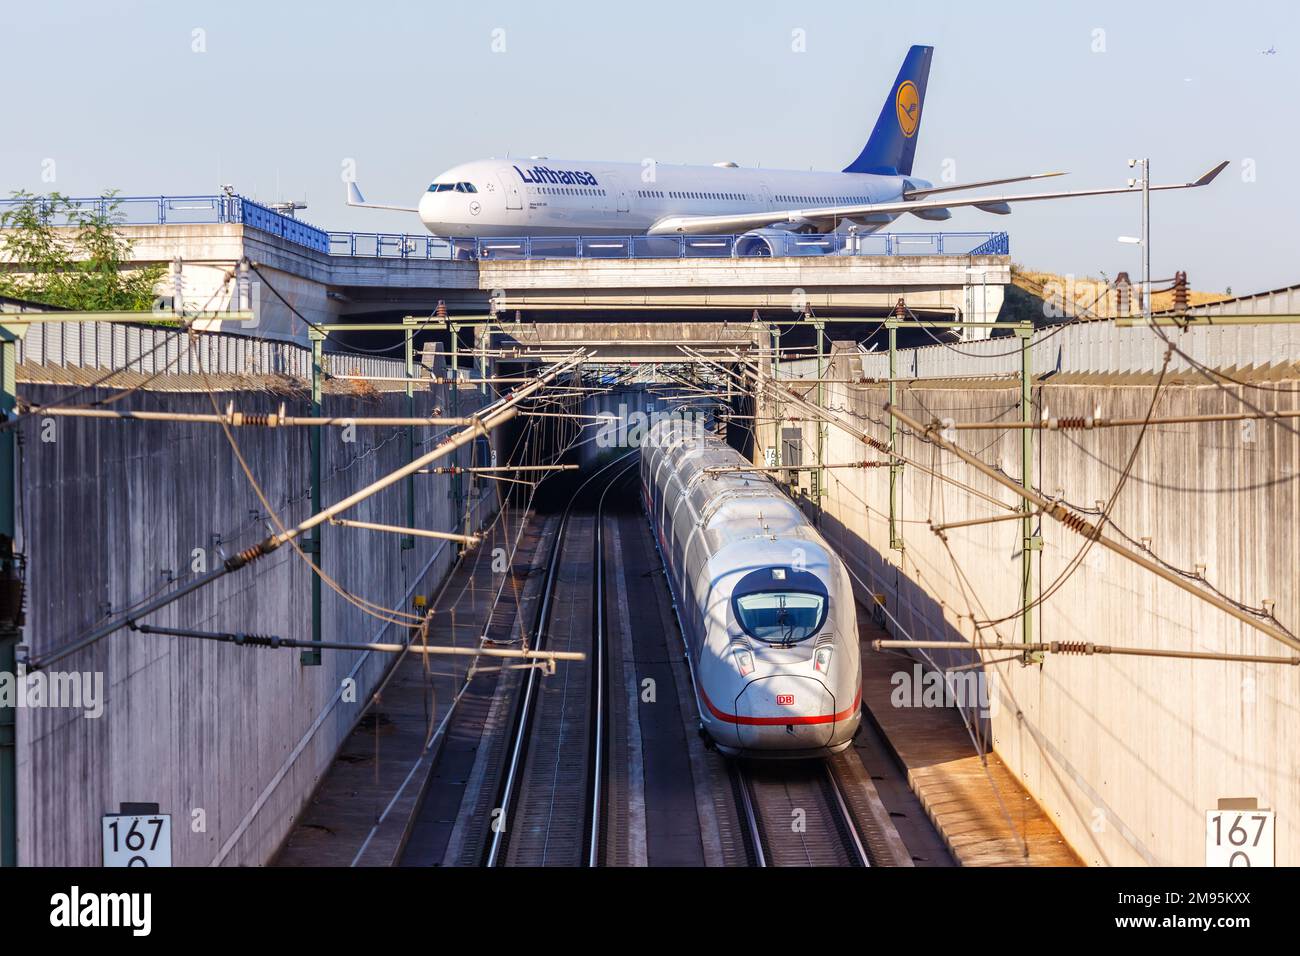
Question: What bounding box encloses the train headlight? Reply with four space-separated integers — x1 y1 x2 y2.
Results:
813 646 833 676
733 648 756 677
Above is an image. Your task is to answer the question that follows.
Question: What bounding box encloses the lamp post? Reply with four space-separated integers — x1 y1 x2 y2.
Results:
1122 158 1151 321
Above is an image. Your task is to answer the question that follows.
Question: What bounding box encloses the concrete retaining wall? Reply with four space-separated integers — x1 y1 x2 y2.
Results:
761 356 1300 866
14 381 493 866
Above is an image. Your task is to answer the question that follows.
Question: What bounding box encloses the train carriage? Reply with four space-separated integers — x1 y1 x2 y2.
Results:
640 419 861 757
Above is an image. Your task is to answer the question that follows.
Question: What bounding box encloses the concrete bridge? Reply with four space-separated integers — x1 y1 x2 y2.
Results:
1 198 1010 345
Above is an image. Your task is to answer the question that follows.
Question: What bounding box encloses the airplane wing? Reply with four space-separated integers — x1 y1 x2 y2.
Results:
645 162 1228 236
346 181 419 213
903 171 1066 199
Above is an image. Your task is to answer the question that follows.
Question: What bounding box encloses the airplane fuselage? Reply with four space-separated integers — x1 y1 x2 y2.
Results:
359 47 1222 242
417 158 920 237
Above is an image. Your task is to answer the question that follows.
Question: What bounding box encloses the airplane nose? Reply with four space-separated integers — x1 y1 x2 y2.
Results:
418 192 442 232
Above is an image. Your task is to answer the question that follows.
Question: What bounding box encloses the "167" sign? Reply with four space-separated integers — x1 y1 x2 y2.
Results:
102 814 172 867
1205 810 1273 867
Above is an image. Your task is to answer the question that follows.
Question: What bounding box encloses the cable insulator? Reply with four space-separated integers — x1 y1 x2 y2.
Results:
1050 641 1093 655
232 633 282 648
225 537 278 571
1052 416 1087 430
1172 270 1189 314
227 545 259 569
235 413 277 427
1059 511 1098 538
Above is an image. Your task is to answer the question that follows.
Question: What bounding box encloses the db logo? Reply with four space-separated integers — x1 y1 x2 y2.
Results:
776 694 795 706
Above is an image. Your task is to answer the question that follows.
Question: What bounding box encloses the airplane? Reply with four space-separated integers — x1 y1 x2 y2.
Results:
347 45 1226 255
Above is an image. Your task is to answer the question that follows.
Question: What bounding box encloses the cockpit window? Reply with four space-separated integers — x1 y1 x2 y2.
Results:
427 182 477 193
734 592 825 643
455 182 477 193
730 566 829 644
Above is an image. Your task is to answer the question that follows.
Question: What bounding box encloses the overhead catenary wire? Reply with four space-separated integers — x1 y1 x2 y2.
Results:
871 638 1300 667
883 400 1300 652
26 351 589 669
22 405 476 428
687 347 1019 513
840 324 1293 635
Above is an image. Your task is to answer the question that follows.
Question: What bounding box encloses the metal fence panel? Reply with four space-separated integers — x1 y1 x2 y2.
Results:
15 319 411 383
858 320 1300 380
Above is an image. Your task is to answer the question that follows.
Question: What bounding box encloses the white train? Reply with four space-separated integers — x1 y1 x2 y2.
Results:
641 419 862 758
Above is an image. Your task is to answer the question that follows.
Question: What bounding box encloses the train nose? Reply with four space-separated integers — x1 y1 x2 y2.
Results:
734 676 836 751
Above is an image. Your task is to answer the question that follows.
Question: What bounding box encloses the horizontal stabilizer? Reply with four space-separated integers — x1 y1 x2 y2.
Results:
345 180 418 213
1193 160 1230 186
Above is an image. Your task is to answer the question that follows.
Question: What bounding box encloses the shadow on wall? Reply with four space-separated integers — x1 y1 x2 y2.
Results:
811 501 995 753
810 496 1154 866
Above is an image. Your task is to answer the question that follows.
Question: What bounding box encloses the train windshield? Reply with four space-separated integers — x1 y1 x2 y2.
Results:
731 566 829 644
734 592 826 644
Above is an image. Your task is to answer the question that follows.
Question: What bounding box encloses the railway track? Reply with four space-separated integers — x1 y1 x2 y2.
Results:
484 454 636 866
733 758 872 867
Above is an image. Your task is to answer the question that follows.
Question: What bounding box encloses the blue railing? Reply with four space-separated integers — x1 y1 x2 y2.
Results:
0 193 1008 261
328 232 478 261
331 230 1009 261
0 193 331 254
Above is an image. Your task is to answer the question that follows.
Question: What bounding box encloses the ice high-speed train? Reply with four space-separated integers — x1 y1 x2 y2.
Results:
641 420 861 757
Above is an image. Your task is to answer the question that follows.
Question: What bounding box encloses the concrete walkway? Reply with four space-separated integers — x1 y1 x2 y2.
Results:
857 616 1082 867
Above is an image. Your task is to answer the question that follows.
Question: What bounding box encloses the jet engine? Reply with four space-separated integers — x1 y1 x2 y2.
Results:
734 227 834 258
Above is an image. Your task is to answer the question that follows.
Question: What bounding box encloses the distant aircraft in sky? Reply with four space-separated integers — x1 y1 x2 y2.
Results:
348 45 1227 253
1261 45 1277 55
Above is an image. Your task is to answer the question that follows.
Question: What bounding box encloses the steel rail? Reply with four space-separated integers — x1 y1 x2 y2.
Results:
733 765 767 868
587 460 639 866
484 452 636 867
824 763 871 867
734 761 871 868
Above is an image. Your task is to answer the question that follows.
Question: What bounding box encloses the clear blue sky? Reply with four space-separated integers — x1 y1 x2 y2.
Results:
4 0 1297 293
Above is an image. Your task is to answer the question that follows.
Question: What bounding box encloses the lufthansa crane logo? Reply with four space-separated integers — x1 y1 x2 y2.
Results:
895 80 920 138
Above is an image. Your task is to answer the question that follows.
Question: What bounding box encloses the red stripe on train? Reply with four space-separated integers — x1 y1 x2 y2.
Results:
697 684 862 726
645 480 858 729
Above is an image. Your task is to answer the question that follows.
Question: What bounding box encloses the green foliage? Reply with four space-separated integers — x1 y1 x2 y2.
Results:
0 190 165 310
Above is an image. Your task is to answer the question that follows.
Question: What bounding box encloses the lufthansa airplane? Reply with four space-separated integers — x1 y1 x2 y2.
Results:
347 46 1225 251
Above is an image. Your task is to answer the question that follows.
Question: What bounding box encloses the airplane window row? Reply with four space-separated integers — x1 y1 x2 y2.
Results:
427 182 478 193
637 190 752 201
534 186 605 196
775 194 865 205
